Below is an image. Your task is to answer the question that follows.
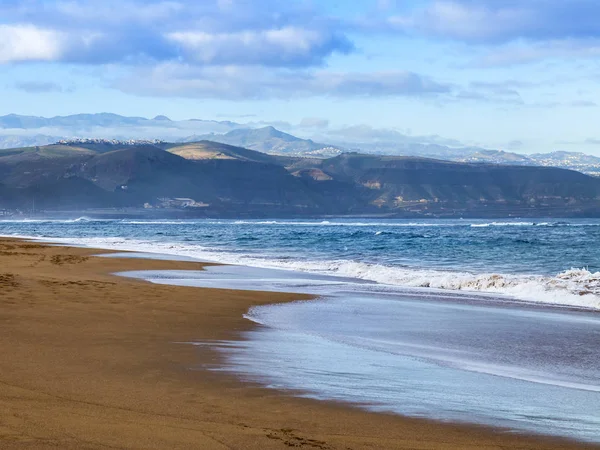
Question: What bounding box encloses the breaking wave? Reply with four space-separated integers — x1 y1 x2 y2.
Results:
231 220 583 228
0 218 596 229
232 220 456 227
18 235 600 310
0 216 108 224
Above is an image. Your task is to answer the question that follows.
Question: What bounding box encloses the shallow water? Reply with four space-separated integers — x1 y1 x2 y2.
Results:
122 265 600 443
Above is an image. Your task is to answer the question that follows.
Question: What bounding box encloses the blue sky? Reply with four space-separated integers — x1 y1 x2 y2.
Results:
2 0 600 153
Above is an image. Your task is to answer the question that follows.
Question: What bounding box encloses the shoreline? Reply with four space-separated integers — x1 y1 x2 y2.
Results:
0 237 598 449
7 228 600 312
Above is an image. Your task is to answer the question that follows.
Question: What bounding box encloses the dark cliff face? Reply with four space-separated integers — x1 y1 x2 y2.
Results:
189 159 319 208
0 151 91 188
79 146 191 191
315 154 600 208
77 148 321 210
2 144 600 216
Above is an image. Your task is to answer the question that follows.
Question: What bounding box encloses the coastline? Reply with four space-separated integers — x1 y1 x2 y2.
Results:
0 237 597 449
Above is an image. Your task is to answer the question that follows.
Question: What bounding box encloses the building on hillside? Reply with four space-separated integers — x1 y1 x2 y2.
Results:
156 197 210 208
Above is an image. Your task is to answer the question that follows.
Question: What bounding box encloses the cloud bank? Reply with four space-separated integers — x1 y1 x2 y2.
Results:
386 0 600 43
0 1 351 67
1 0 597 101
115 65 453 100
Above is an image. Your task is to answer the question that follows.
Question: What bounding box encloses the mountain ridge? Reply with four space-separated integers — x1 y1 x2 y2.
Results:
1 140 600 217
1 113 600 176
179 126 342 157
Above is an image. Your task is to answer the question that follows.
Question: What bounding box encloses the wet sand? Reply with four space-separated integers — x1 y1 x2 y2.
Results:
0 237 597 449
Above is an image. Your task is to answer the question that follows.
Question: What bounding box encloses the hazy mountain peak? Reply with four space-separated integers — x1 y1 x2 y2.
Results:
178 126 334 156
1 112 600 176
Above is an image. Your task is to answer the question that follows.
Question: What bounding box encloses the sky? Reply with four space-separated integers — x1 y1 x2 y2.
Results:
2 0 600 153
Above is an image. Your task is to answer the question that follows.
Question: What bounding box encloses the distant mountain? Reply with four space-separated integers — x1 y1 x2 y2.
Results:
333 140 529 163
529 152 600 175
0 113 149 129
0 113 246 145
0 134 60 149
2 141 600 217
0 113 238 130
179 127 600 175
454 149 600 175
180 126 343 156
455 149 531 164
333 141 600 176
2 113 600 177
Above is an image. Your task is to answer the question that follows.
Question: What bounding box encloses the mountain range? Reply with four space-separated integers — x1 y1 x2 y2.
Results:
2 113 600 176
180 126 343 158
2 139 600 218
181 127 600 175
0 113 239 130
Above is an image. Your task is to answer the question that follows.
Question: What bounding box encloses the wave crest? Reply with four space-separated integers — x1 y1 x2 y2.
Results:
315 261 600 308
8 235 600 310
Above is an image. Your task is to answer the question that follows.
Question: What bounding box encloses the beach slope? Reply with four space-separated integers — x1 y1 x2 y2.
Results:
0 238 596 449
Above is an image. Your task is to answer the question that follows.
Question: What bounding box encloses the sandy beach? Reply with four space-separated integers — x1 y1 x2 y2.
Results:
0 237 597 450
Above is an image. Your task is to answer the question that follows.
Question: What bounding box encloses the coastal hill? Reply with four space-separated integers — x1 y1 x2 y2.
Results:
186 127 600 175
163 140 281 164
2 113 600 175
1 139 600 217
181 126 342 157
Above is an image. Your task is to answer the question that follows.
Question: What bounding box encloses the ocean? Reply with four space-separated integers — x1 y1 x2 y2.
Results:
2 217 600 441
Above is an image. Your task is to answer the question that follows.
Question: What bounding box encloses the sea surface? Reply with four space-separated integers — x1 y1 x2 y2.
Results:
2 217 600 442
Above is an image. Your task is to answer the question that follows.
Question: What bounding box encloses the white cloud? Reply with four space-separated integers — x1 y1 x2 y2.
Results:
0 24 64 63
167 26 349 66
385 1 600 42
0 0 351 67
379 0 600 66
299 117 330 129
474 39 600 67
388 2 528 41
114 63 453 100
54 0 185 24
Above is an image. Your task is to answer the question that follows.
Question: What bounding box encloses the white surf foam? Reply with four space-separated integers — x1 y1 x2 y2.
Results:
231 220 577 227
0 216 111 224
120 220 192 225
471 221 535 227
232 220 454 227
15 235 600 310
1 218 594 228
470 221 576 227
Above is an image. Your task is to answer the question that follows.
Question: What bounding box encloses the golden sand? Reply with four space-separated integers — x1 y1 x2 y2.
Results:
0 238 597 449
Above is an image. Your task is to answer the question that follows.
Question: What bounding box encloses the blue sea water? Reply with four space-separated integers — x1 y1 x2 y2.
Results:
3 217 600 307
2 217 600 441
